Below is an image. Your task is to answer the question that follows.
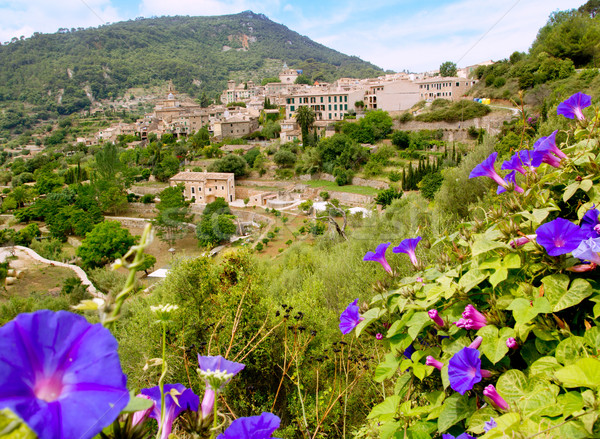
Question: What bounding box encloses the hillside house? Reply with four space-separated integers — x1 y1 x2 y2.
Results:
212 115 259 140
416 77 477 101
169 171 236 204
285 88 364 121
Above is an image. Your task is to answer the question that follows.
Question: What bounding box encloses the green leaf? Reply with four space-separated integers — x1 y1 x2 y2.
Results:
542 275 593 312
374 353 400 383
558 392 584 418
563 182 580 202
580 179 593 192
407 311 430 340
0 409 36 438
121 394 152 413
529 356 560 377
477 325 515 364
437 393 475 432
368 395 400 421
584 327 600 355
555 358 600 388
458 269 488 293
555 336 587 365
480 413 521 439
507 297 551 324
467 406 498 435
355 307 385 337
471 238 509 256
496 369 528 402
517 383 560 417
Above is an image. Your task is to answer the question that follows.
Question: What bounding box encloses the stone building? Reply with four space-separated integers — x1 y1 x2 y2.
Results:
169 171 236 204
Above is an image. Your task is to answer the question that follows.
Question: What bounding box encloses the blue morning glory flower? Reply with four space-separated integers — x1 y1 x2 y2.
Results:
581 208 600 238
572 237 600 265
496 170 524 194
448 347 482 395
469 152 508 188
363 242 393 274
217 412 282 439
393 236 422 267
0 310 129 439
536 218 587 256
141 384 199 439
485 417 498 432
339 299 364 334
501 150 541 175
557 92 592 121
442 433 476 439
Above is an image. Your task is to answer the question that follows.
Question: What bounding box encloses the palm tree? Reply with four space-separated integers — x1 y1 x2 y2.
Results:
295 106 315 147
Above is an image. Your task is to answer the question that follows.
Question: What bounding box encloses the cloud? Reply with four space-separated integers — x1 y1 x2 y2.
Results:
305 0 585 71
0 0 122 42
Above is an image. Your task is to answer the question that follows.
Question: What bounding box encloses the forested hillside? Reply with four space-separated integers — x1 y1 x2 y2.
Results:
0 11 382 116
471 1 600 104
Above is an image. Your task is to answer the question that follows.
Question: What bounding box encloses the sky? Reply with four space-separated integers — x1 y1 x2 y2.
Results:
0 0 587 72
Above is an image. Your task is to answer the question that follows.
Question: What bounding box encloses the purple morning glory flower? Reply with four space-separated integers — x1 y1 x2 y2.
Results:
572 238 600 265
363 242 393 274
484 417 498 432
483 384 509 410
197 355 245 420
339 299 364 334
533 130 567 159
0 310 130 439
557 92 592 121
501 150 541 175
217 412 282 439
142 384 199 439
442 433 476 439
393 236 422 267
448 347 482 395
469 152 508 188
536 218 587 256
198 355 246 383
403 344 416 360
581 208 600 238
496 170 524 195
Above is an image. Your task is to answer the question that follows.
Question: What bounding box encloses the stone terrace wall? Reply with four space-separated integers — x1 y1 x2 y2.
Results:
395 111 513 139
298 173 388 189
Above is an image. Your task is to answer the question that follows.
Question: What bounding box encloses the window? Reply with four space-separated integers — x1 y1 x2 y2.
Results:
222 186 224 190
291 106 295 111
344 104 348 110
456 82 460 87
328 96 331 102
334 104 337 110
209 188 211 192
328 104 331 110
329 113 332 119
334 96 337 103
345 96 348 102
320 97 323 103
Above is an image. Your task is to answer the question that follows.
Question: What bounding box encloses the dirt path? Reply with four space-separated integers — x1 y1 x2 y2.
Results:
0 246 101 298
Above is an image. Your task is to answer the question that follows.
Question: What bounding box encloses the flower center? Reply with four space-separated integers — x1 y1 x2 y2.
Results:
554 238 565 248
594 224 600 235
34 375 64 402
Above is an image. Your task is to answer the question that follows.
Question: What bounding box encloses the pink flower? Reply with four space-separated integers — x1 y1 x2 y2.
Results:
469 336 483 350
510 234 536 248
426 356 444 371
455 305 487 330
506 337 518 349
376 333 383 340
428 309 445 327
483 384 509 411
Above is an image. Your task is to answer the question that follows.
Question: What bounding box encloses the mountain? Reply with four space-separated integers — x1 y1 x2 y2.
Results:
0 11 383 116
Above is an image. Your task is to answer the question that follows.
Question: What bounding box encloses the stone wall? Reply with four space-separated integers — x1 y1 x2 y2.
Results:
395 111 513 139
298 173 388 189
328 191 374 207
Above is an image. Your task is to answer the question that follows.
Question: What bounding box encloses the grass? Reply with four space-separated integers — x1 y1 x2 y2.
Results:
303 180 379 196
4 265 75 298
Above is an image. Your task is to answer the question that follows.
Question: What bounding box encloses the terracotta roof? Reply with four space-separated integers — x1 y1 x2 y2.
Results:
170 171 234 182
